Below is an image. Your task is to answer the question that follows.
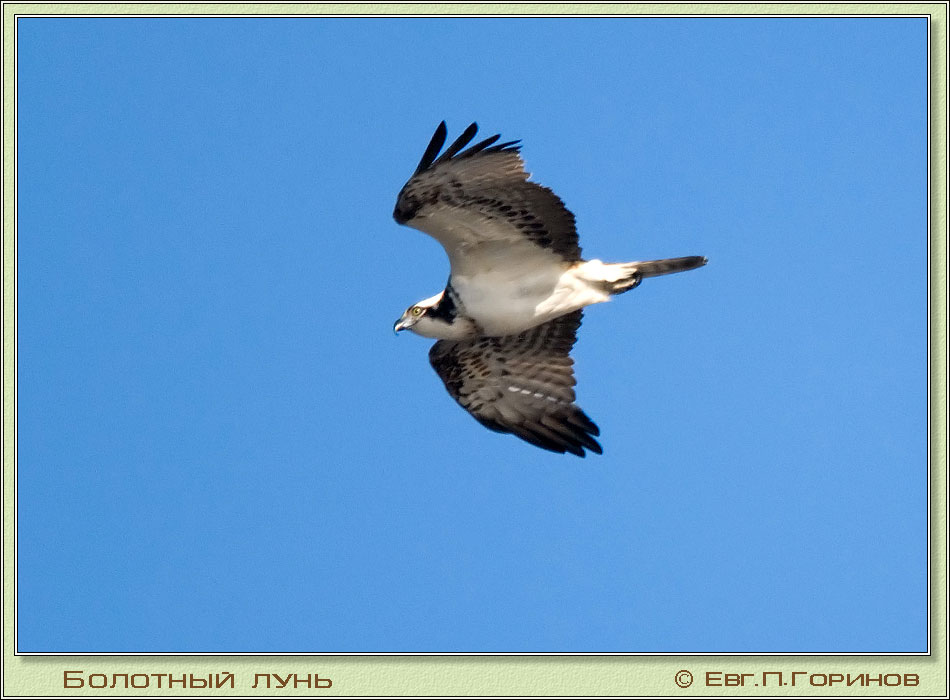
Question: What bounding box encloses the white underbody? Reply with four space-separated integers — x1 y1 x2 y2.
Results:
447 241 627 337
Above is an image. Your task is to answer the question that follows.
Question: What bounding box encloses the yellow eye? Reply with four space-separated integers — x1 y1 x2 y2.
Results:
410 307 423 317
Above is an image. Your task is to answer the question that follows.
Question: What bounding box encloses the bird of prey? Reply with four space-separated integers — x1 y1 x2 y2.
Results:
392 121 706 457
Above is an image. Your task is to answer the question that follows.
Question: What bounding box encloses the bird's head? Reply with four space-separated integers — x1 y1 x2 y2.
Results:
393 291 476 340
393 292 448 338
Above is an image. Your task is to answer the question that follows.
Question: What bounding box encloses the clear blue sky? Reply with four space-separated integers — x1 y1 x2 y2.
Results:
17 16 928 653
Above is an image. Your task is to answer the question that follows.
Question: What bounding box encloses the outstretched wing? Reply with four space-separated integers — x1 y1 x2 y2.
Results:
428 311 601 457
393 122 583 268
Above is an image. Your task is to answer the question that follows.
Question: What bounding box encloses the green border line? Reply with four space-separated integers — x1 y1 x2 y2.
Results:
3 3 946 697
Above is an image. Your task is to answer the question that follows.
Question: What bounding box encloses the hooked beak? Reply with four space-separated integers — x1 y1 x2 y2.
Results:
393 317 411 334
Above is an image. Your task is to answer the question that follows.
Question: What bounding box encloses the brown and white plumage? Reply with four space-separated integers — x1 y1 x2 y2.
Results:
394 121 583 266
393 122 706 456
428 311 601 456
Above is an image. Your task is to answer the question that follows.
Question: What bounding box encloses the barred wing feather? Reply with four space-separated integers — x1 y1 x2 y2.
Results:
428 311 601 456
393 121 582 265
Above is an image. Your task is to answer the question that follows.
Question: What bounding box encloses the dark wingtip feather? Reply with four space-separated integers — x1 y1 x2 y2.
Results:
486 139 522 154
456 134 501 159
434 122 479 165
414 121 448 175
567 410 602 456
574 430 603 455
567 409 600 437
527 422 585 457
510 425 567 454
512 414 603 457
411 122 522 176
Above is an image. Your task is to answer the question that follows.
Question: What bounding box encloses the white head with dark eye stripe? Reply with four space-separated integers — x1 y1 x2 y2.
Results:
393 291 477 340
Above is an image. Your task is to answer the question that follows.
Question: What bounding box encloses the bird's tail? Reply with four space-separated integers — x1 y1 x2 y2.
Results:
592 255 708 295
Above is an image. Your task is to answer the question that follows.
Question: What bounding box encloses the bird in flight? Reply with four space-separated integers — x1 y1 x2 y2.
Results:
392 121 706 457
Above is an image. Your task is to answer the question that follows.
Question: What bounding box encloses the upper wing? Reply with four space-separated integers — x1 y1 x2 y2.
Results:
393 122 582 266
428 311 601 457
